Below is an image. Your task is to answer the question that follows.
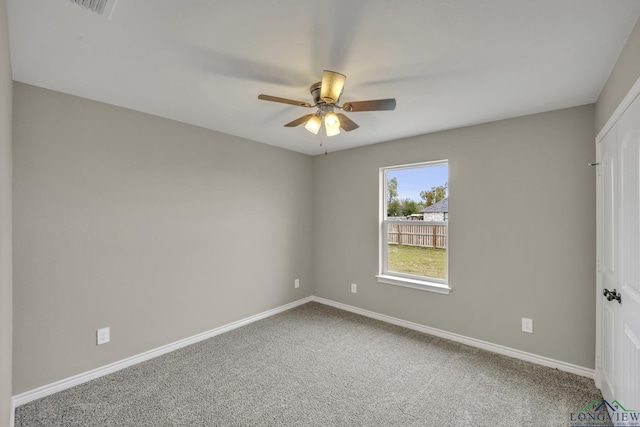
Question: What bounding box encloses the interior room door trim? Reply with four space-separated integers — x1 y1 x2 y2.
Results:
594 75 640 393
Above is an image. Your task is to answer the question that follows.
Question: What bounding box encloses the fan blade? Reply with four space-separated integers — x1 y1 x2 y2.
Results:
342 98 396 112
320 70 346 104
336 113 359 132
284 114 315 128
258 94 312 108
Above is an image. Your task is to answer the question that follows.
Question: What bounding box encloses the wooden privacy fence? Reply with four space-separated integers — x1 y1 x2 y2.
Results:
387 221 447 249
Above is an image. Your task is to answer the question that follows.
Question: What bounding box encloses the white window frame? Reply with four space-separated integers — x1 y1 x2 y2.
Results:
376 161 451 295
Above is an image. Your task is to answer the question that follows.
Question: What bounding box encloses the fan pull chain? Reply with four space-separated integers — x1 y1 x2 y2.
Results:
318 123 329 154
319 134 329 155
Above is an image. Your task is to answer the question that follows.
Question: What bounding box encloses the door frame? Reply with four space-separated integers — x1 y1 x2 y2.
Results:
595 76 640 390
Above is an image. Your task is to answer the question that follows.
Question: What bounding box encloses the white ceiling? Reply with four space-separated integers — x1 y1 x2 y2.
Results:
5 1 640 155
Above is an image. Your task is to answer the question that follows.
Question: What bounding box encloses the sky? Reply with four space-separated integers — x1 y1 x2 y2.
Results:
387 164 448 202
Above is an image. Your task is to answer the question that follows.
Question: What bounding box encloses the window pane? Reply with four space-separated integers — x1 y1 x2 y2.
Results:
386 222 447 279
383 162 448 282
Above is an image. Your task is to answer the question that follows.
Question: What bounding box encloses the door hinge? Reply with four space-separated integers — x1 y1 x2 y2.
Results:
597 258 601 273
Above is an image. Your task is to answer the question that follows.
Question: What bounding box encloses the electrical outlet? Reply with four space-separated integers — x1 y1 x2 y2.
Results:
351 283 357 293
97 327 110 345
294 278 300 289
521 318 533 334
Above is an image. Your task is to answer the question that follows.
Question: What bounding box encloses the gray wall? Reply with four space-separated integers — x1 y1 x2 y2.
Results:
12 83 313 394
596 17 640 133
312 105 596 369
0 0 11 424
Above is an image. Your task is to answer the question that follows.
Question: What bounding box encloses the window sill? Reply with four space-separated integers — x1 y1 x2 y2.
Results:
375 275 451 295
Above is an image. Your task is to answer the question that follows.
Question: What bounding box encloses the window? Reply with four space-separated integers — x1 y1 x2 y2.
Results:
377 161 451 294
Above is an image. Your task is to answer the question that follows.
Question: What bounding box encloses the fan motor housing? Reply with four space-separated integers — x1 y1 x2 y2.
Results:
310 82 323 105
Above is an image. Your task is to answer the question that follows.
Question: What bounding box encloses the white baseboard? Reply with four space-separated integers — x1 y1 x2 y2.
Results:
12 293 594 417
311 296 595 379
12 296 313 408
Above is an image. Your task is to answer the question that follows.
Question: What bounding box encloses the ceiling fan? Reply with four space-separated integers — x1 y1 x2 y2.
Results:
258 70 396 137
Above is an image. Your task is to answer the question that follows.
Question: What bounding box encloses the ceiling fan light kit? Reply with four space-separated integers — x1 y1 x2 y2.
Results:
258 70 396 139
324 113 341 137
304 114 322 134
324 111 340 135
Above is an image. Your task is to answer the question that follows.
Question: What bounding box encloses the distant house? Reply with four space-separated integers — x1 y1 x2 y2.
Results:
421 197 448 221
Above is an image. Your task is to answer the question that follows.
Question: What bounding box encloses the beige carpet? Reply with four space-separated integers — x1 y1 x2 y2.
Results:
15 302 605 426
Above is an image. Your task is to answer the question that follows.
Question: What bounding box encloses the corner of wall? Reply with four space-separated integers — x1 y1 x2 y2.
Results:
595 17 640 133
0 0 13 423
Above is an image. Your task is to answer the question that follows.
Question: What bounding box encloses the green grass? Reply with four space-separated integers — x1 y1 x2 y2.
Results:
387 244 446 279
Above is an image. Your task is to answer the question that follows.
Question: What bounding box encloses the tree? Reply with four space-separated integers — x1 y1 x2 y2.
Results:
387 177 401 216
420 182 448 207
387 199 402 216
387 177 398 204
401 198 420 216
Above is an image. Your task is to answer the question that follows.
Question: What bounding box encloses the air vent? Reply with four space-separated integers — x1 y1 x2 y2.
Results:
67 0 117 17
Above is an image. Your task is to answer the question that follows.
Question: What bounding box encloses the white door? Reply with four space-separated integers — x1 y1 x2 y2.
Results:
598 126 617 403
616 97 640 410
597 92 640 411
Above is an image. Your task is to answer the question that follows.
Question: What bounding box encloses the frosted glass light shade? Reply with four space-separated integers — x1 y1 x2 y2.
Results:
324 112 341 137
325 126 341 137
320 70 346 104
305 115 321 134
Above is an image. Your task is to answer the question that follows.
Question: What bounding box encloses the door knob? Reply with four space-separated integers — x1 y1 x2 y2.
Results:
603 288 622 304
